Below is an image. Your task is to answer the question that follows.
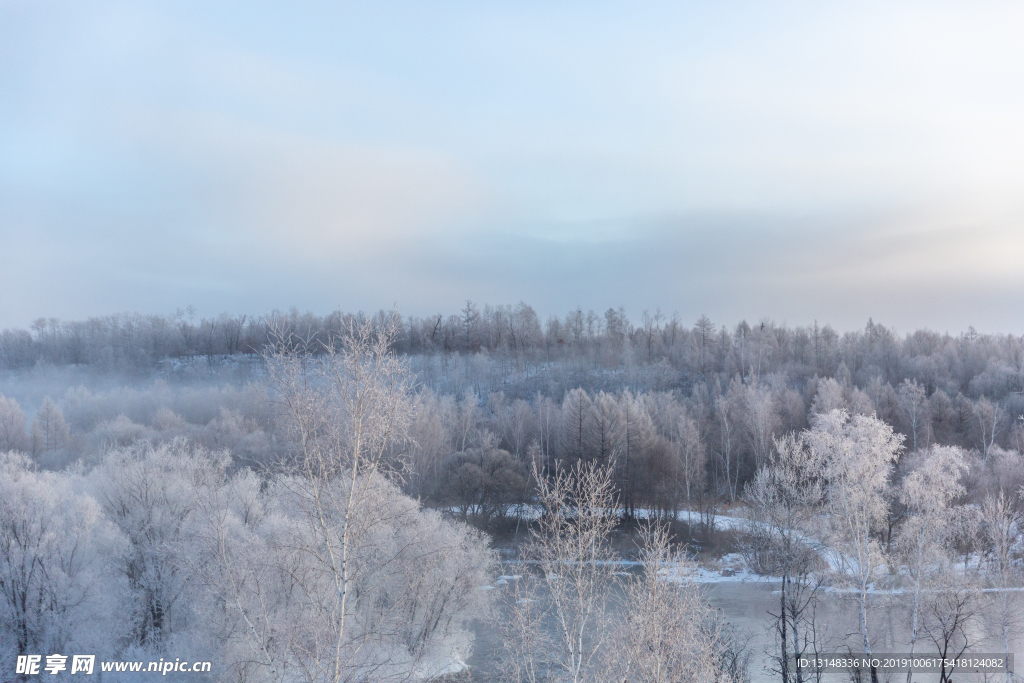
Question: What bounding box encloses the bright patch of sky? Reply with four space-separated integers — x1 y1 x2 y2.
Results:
2 1 1023 332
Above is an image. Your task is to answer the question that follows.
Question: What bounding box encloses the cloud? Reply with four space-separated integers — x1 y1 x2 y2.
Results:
3 1 1024 332
137 112 484 256
398 202 1024 333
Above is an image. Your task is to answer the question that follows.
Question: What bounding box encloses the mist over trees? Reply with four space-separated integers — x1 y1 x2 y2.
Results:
1 317 495 682
4 303 1023 471
3 303 1024 681
4 305 1024 404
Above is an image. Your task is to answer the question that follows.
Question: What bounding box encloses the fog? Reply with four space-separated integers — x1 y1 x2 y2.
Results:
2 306 1024 681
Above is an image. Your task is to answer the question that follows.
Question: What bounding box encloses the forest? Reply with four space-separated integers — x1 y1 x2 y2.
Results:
2 303 1024 683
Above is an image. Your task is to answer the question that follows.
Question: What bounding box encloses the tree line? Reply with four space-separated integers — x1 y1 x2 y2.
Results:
3 304 1024 407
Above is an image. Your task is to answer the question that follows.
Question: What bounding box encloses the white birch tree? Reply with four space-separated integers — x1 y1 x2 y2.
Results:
804 410 903 683
982 490 1022 683
896 380 928 453
601 523 744 683
744 433 826 683
897 445 965 683
975 397 1004 461
262 314 420 682
503 461 619 683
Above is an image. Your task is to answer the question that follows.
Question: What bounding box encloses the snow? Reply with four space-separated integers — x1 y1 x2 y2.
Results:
661 553 770 584
415 654 469 679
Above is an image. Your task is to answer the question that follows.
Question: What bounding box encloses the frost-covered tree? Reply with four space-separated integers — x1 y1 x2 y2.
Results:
896 380 928 452
560 388 593 464
506 398 535 457
504 461 619 683
255 314 493 682
744 433 826 683
0 395 28 452
804 410 903 683
981 490 1022 683
31 396 69 455
404 390 456 498
898 445 966 683
200 470 494 683
744 383 780 470
0 454 123 666
810 379 845 418
715 391 739 503
974 397 1003 461
92 442 225 648
534 393 559 463
674 412 705 522
601 523 745 683
505 461 744 683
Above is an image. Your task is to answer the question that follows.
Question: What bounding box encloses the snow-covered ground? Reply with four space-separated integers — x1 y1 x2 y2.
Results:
664 553 769 584
447 503 754 526
486 505 1024 590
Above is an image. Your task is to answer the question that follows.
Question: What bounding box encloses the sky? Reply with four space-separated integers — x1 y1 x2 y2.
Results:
2 1 1024 333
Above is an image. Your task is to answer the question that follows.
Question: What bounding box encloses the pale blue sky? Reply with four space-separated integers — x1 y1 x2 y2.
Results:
2 1 1024 331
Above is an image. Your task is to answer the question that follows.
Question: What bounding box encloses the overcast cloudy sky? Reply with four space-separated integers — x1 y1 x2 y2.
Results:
2 1 1023 332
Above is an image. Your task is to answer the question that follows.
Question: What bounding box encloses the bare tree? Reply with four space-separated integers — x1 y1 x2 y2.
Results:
675 412 706 525
31 396 69 456
601 523 745 683
439 447 528 530
503 461 619 683
921 575 981 683
896 380 928 452
619 390 656 518
744 383 780 470
974 397 1004 461
716 394 739 503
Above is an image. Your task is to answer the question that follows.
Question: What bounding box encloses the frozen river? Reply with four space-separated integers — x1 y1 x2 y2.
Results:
465 573 1022 683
